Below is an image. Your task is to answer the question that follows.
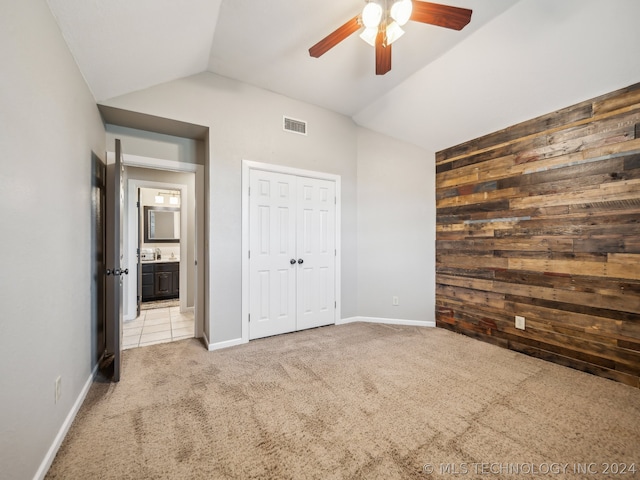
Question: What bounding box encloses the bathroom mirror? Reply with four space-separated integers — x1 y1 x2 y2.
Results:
144 206 180 243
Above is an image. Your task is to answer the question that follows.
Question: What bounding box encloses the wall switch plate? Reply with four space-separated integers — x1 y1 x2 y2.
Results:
392 296 399 306
55 376 62 403
515 315 526 330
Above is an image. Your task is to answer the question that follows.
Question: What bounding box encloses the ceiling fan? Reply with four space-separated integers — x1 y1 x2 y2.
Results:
309 0 472 75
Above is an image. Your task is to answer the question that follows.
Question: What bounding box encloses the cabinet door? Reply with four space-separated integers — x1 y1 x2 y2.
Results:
172 270 179 295
141 273 154 300
155 272 172 295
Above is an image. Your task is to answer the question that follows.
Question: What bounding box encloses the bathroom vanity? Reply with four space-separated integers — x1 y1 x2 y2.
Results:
141 260 179 301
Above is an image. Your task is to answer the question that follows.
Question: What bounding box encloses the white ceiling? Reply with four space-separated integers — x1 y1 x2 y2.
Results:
207 0 517 116
47 0 222 102
47 0 640 152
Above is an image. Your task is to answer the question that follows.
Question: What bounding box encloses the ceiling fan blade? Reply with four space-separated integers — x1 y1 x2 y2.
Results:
309 15 361 58
375 30 391 75
410 1 472 30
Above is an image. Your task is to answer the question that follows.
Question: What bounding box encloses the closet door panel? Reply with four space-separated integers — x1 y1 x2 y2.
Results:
249 170 297 340
296 177 336 330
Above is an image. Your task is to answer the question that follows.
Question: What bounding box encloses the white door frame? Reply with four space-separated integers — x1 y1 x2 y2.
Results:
108 151 203 340
241 160 342 344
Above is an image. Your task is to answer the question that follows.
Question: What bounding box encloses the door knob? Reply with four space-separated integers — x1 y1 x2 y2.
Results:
106 268 129 276
290 259 296 265
297 259 304 264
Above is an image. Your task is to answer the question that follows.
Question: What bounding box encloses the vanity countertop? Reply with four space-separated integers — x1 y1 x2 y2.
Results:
141 258 180 264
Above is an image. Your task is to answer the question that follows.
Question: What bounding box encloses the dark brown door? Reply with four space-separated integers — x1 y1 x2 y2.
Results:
105 139 125 382
91 154 106 365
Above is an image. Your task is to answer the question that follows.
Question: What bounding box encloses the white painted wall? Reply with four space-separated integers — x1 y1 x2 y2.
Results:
356 128 435 322
106 124 201 165
0 1 105 479
102 73 360 344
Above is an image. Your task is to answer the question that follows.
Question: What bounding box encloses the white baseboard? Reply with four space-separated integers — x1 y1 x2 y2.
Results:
207 337 247 351
337 316 436 328
204 318 432 352
34 364 98 480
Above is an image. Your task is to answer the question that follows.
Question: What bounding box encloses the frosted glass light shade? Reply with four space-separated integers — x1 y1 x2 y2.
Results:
155 195 164 204
385 21 405 45
359 27 378 46
362 2 383 29
169 196 179 205
390 0 412 26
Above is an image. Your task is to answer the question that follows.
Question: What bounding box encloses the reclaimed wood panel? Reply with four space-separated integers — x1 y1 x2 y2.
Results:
436 83 640 388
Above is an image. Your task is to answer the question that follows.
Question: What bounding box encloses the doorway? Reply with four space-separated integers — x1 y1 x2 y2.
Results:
121 170 197 349
99 111 208 381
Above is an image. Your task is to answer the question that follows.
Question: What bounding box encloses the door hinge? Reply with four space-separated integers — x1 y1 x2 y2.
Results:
334 197 336 205
335 301 337 309
248 314 251 322
248 187 250 196
335 249 337 256
248 250 251 259
136 201 140 208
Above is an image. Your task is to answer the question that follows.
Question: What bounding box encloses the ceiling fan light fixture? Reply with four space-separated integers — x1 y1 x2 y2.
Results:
359 27 378 47
390 0 413 26
385 21 405 45
308 1 473 75
362 2 383 29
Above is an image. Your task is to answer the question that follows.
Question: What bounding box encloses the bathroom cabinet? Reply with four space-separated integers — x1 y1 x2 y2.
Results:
141 261 179 301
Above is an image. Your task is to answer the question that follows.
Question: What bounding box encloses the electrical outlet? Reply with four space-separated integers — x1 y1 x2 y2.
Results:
392 296 399 306
515 315 526 330
55 376 62 404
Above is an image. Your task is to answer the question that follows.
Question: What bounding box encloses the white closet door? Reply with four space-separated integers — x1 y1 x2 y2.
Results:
248 170 336 340
249 170 297 340
296 177 336 330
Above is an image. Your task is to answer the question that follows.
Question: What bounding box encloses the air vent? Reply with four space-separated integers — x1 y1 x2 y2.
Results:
283 116 307 135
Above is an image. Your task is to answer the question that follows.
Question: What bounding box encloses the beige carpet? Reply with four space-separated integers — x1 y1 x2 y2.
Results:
46 323 640 479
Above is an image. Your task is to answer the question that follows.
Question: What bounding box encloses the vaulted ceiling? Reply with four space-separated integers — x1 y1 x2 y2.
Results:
46 0 640 152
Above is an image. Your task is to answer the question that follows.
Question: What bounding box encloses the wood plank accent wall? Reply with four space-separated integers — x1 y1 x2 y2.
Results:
435 83 640 388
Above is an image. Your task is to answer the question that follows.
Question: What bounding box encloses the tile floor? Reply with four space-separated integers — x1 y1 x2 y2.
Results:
123 307 195 350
